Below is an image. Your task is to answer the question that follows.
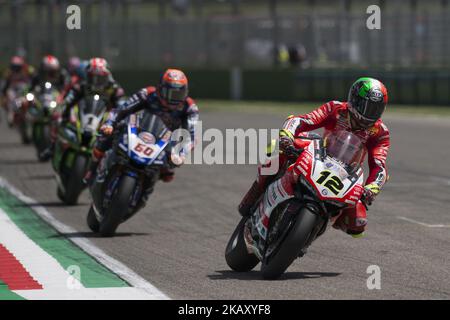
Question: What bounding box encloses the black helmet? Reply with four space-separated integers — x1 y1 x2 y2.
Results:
348 77 388 129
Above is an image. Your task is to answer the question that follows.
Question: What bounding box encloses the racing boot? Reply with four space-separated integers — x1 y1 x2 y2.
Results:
159 167 174 182
238 153 289 216
238 180 263 216
332 201 367 238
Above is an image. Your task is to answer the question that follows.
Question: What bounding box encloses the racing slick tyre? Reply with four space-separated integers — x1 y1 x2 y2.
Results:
36 125 52 162
99 175 136 237
20 122 31 144
261 207 318 280
225 217 260 272
87 205 100 232
63 155 88 205
57 185 65 202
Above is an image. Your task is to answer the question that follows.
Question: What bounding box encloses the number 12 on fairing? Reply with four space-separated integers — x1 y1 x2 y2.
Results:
316 170 344 195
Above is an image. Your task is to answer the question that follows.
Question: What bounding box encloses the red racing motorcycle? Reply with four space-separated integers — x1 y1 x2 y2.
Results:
225 130 366 279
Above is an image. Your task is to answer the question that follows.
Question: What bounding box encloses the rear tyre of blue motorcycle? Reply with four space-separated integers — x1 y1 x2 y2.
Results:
99 175 136 237
63 155 88 205
260 207 318 280
87 205 100 232
225 216 260 272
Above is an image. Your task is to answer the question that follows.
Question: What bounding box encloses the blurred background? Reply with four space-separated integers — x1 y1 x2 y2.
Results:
1 0 449 104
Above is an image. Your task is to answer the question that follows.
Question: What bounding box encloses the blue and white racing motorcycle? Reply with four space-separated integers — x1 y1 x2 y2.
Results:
87 111 173 236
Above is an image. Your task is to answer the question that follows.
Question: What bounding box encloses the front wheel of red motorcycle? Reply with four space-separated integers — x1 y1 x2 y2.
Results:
261 208 319 280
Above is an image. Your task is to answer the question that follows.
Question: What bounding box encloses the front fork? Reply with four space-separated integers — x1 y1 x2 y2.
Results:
92 164 151 220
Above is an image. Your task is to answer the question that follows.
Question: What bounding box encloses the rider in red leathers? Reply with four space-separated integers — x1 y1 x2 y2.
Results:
30 55 69 93
41 58 125 159
1 56 35 124
239 77 390 241
1 56 35 97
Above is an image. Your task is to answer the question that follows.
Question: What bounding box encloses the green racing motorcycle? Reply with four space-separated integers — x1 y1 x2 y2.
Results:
26 82 60 161
52 93 108 205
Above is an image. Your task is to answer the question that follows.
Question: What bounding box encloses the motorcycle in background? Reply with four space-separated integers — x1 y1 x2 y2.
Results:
5 82 30 141
52 93 108 205
26 82 59 161
225 130 367 279
87 112 173 237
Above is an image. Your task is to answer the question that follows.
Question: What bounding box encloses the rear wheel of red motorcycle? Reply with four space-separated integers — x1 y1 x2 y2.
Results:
261 207 318 280
225 216 260 272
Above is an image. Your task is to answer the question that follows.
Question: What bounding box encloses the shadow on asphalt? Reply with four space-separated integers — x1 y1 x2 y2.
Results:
208 270 341 281
50 231 150 239
12 201 88 208
0 158 39 165
0 141 29 148
26 174 54 180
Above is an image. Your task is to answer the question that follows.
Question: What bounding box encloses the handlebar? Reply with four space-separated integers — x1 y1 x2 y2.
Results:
294 133 322 140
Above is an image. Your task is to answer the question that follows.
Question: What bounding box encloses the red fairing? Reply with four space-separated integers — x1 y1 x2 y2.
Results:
289 145 363 205
282 101 390 191
289 148 312 177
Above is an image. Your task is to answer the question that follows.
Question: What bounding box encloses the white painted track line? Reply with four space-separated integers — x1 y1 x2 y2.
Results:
397 216 450 228
0 177 170 300
0 208 83 289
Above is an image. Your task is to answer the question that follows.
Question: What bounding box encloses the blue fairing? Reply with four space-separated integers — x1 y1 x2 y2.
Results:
125 171 139 178
130 151 152 165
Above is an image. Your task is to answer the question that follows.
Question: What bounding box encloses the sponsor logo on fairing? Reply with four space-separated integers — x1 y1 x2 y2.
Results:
138 132 155 144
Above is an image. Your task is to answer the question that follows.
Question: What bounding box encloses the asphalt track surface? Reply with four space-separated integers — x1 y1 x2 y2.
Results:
0 108 449 299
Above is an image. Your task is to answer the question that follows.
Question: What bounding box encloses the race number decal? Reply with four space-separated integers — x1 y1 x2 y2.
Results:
134 143 154 156
316 170 344 195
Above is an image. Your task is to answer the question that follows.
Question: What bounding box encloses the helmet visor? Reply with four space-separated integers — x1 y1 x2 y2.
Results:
89 74 109 91
11 64 22 72
161 86 187 106
349 95 385 120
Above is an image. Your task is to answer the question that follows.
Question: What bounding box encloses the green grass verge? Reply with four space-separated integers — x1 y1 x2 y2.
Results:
199 100 450 118
0 280 24 300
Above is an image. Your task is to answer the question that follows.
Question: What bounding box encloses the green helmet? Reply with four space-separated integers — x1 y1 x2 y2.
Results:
347 77 388 128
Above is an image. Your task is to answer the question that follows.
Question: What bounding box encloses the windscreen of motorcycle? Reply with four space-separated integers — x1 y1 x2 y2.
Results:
324 130 366 173
78 94 107 133
38 91 58 109
137 112 171 140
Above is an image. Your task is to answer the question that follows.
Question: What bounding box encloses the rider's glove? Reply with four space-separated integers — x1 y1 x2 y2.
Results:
280 136 301 160
362 183 380 206
100 123 114 136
